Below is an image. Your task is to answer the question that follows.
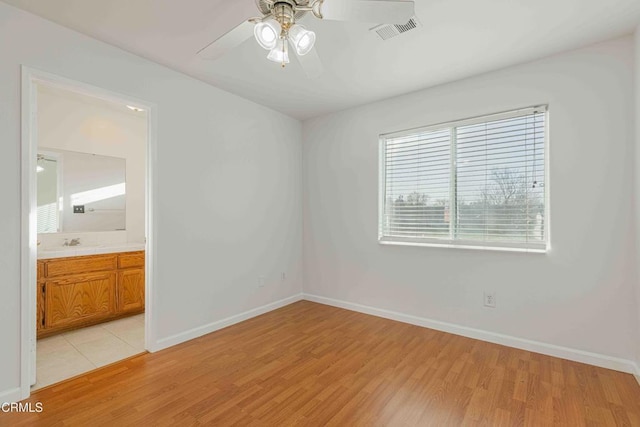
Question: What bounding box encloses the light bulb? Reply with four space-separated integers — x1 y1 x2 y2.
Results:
267 38 290 65
254 18 281 50
288 24 316 56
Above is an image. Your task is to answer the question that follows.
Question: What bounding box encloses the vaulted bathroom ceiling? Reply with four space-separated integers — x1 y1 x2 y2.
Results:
3 0 640 119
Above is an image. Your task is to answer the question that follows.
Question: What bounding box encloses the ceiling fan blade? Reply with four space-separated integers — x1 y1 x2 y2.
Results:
197 20 255 60
320 0 414 24
294 47 324 79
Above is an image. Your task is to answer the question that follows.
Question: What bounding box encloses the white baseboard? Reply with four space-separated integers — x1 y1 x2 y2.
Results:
303 293 639 375
153 293 303 351
0 387 22 404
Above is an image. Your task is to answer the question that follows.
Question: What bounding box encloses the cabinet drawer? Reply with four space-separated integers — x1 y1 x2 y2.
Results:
45 255 117 278
118 251 145 269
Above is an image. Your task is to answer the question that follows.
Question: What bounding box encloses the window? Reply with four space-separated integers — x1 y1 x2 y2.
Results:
379 106 547 252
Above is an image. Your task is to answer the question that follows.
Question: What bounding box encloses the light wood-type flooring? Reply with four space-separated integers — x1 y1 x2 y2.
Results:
3 301 640 426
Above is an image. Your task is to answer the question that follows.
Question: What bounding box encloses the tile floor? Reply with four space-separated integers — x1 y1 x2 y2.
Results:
33 314 145 390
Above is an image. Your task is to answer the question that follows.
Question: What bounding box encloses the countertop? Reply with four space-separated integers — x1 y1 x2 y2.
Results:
37 242 146 260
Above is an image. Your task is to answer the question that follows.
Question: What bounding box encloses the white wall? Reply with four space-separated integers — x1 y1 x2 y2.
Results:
37 86 146 244
0 2 303 400
303 36 638 365
635 27 640 370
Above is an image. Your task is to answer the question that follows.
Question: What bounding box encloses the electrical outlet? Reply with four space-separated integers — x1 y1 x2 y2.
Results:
258 276 265 288
484 292 496 308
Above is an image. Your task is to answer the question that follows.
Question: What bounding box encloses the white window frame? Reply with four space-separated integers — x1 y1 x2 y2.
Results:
378 106 550 253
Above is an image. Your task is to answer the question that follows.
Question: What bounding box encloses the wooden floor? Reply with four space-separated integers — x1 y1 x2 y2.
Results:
3 301 640 426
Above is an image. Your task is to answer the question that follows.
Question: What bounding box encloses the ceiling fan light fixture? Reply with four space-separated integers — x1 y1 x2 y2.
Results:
254 18 281 50
288 24 316 56
267 38 290 65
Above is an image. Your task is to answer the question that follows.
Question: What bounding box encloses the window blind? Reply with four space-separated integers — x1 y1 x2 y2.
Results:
379 106 547 251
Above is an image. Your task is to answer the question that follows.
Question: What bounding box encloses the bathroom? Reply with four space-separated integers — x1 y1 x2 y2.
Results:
33 82 148 390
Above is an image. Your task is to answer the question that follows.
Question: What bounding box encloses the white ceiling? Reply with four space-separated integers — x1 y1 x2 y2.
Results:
4 0 640 120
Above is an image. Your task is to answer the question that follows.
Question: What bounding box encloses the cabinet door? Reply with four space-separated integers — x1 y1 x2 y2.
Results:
118 268 145 313
45 272 116 329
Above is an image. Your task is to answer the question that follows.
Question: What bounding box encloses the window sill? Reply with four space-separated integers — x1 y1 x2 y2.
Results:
378 238 548 254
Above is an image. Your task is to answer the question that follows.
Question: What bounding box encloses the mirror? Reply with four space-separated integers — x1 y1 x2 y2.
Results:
37 149 126 233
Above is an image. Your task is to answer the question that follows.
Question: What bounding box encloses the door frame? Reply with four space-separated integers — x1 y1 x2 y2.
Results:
20 66 158 399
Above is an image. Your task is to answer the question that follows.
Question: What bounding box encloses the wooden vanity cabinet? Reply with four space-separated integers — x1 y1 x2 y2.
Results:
37 251 145 337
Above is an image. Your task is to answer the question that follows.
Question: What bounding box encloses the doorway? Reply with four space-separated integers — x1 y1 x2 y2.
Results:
20 68 156 399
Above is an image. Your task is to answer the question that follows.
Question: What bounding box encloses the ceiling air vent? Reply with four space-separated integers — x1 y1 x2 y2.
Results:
371 16 421 41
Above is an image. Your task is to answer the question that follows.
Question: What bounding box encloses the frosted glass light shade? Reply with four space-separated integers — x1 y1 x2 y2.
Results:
267 38 290 64
288 24 316 56
254 18 281 50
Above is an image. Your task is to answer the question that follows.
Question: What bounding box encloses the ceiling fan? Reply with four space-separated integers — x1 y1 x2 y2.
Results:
197 0 415 78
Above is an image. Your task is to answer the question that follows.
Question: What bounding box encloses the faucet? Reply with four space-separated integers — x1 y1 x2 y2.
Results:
63 238 81 247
